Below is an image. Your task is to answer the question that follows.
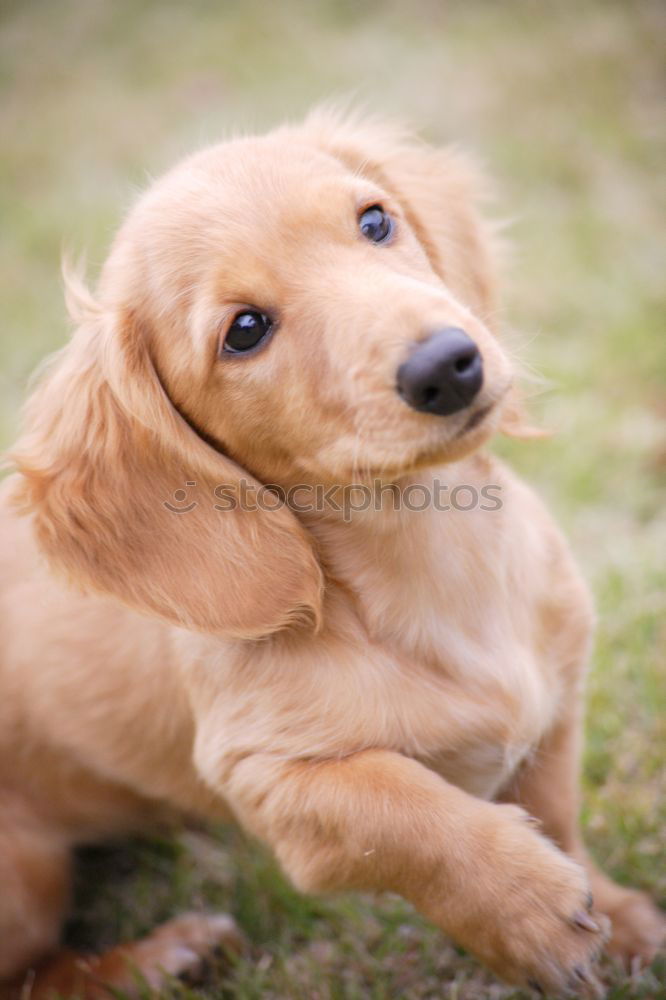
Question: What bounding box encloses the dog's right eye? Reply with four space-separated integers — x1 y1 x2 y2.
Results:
223 311 273 354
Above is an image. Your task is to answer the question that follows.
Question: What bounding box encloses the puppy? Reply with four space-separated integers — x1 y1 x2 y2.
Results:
1 109 663 998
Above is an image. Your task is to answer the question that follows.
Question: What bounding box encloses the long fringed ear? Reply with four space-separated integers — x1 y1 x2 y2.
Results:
9 279 323 639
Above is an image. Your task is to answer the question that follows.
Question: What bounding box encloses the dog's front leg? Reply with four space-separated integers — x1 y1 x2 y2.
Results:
219 748 608 996
501 704 666 969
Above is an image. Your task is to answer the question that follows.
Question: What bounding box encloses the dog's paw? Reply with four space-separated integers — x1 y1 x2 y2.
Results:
127 912 246 987
596 887 666 971
490 866 609 996
438 806 611 997
18 912 247 1000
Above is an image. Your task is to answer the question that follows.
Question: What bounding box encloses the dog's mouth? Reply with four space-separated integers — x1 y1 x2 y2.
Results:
330 386 509 483
389 401 498 475
457 402 494 437
454 380 512 439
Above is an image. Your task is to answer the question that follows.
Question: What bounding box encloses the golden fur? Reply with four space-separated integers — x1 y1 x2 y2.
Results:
1 110 663 998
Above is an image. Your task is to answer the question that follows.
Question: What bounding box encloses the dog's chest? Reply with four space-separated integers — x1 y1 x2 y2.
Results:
368 619 556 801
223 496 568 804
329 519 560 800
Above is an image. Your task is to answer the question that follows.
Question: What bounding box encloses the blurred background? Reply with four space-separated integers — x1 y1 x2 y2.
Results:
1 1 664 997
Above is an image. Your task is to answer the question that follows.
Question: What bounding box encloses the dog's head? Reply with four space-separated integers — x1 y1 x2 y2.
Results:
11 110 527 639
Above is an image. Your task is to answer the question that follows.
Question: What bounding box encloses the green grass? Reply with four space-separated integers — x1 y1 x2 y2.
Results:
2 0 665 996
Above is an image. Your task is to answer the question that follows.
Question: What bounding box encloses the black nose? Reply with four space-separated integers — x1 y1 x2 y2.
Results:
396 328 484 416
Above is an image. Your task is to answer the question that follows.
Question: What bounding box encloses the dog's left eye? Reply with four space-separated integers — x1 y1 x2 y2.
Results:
359 205 393 244
223 311 273 354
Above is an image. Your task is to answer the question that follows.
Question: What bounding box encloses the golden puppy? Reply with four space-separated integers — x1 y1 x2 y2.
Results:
1 109 663 999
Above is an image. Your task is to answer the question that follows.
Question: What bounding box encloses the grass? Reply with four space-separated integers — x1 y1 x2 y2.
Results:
1 0 665 996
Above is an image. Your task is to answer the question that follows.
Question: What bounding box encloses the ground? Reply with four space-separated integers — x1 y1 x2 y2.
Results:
1 1 664 997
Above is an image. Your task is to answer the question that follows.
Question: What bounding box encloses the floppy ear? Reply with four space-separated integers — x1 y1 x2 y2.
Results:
10 279 323 639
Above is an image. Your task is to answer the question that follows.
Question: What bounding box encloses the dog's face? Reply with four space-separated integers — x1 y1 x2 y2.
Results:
103 119 513 485
13 112 525 637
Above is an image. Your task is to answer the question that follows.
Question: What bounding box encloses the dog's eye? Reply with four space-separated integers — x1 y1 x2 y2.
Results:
359 205 393 244
223 311 273 354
